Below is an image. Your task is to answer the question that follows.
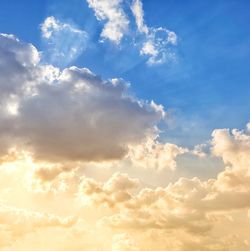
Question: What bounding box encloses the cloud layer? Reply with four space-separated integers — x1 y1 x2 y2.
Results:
0 33 250 251
0 33 163 163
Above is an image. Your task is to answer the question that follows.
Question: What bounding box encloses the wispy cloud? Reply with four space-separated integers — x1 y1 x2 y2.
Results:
40 16 88 67
131 0 177 65
86 0 177 65
86 0 129 44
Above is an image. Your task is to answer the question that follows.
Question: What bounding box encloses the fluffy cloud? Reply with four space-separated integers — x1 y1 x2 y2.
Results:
86 0 129 44
128 136 187 171
40 16 88 67
86 0 177 65
77 124 250 250
212 128 250 169
79 172 140 208
1 33 250 251
0 33 163 164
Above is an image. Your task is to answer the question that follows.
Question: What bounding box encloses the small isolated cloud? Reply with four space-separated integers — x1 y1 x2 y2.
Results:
40 16 88 67
140 28 177 65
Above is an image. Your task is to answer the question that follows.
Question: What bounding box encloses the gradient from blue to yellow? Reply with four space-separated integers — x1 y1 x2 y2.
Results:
1 0 250 146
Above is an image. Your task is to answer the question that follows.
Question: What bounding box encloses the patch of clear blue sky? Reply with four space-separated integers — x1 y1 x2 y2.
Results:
0 0 250 146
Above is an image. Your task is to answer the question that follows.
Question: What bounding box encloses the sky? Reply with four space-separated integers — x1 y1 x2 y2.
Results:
0 0 250 250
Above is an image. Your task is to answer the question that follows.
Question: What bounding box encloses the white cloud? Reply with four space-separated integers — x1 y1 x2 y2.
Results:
86 0 177 65
131 0 177 65
131 0 148 34
41 16 60 39
40 16 88 67
128 136 187 171
140 41 157 56
140 28 177 65
86 0 129 44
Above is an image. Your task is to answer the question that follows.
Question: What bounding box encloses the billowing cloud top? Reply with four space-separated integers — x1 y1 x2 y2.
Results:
0 33 164 163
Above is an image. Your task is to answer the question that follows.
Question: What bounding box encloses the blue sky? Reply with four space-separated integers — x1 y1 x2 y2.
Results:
1 0 250 146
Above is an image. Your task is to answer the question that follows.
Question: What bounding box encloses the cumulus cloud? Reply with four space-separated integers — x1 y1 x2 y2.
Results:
79 172 140 208
128 136 187 171
0 33 164 164
211 128 250 169
77 123 250 250
40 16 88 67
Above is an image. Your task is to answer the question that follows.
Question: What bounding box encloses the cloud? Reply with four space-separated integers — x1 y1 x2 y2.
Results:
0 33 164 164
86 0 177 65
112 233 140 251
0 33 39 101
78 172 140 208
77 123 250 250
0 204 77 247
40 16 88 67
211 128 250 169
128 135 188 171
86 0 129 44
131 0 178 65
140 28 177 65
130 0 148 34
1 33 250 251
28 162 79 194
